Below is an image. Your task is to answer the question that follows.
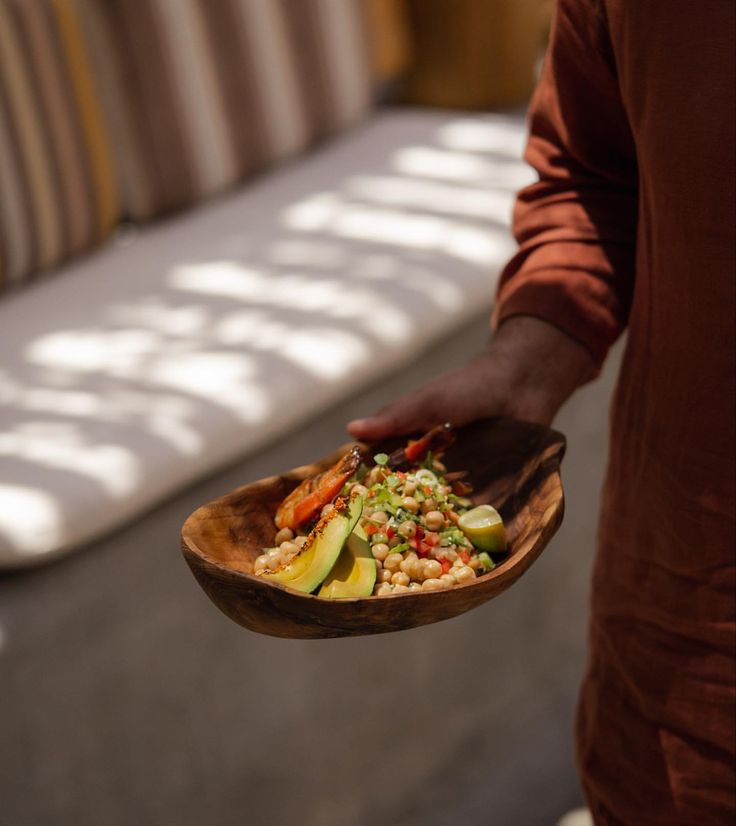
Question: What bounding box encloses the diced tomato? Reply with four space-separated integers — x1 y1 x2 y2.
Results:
368 490 375 497
424 485 433 495
404 439 420 461
441 559 452 574
415 526 424 540
419 541 431 556
424 532 439 546
417 545 429 558
365 524 378 536
408 537 418 550
386 527 396 539
448 510 460 524
460 549 471 564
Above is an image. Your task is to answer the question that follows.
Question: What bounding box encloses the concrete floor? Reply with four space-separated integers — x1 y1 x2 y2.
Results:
0 313 622 826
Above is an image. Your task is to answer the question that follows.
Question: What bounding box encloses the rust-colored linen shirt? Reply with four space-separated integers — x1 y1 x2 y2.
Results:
496 2 735 823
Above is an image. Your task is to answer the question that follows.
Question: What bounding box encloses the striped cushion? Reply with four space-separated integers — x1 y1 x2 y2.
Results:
82 0 375 221
0 0 119 290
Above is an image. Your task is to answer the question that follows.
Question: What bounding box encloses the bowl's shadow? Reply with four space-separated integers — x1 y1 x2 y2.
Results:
181 418 566 638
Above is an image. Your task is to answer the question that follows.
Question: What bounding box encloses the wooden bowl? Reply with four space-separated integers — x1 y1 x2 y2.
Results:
181 418 566 639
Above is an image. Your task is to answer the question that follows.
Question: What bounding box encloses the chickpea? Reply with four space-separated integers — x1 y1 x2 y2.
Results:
392 571 410 587
393 583 410 594
254 555 268 574
400 553 419 577
372 532 389 546
454 565 476 584
368 466 385 486
375 559 383 573
422 559 442 580
402 496 419 514
440 574 456 589
421 578 443 591
351 483 369 497
408 581 422 591
468 556 483 570
371 543 390 562
421 498 437 515
274 527 294 545
384 552 403 574
412 562 424 582
266 548 282 570
403 480 417 496
452 557 465 569
279 541 299 561
294 535 309 549
375 582 393 596
371 510 388 525
379 569 393 584
321 503 335 518
424 510 445 531
389 536 403 548
443 548 458 562
398 520 416 538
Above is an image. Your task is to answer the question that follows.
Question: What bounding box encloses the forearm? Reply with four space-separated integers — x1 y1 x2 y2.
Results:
490 315 597 409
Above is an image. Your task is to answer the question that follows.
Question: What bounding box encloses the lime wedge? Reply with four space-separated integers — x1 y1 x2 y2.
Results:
458 505 507 553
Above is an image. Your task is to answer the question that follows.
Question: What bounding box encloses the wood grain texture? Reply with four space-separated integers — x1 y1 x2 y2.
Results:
181 418 566 638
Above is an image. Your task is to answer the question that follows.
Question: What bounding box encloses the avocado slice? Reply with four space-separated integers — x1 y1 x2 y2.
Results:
261 494 363 594
319 524 376 599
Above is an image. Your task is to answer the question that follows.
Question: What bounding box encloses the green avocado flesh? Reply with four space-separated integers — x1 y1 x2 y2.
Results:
319 525 376 599
262 495 363 593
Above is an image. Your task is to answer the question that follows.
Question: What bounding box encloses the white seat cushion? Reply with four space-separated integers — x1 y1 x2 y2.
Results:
0 108 532 566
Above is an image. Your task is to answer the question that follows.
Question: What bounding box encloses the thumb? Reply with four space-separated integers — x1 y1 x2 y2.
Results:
346 409 406 441
347 383 446 441
347 395 433 441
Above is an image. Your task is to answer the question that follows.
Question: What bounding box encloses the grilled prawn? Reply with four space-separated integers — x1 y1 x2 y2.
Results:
275 445 363 530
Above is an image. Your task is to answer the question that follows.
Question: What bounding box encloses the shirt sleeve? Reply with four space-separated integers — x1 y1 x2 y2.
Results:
493 0 638 369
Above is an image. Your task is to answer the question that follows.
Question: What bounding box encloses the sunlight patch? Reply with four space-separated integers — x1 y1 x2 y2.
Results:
391 146 535 189
0 422 141 497
0 484 63 557
346 175 514 223
436 119 527 156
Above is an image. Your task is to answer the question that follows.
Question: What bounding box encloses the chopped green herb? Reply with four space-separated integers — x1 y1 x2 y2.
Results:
373 453 388 466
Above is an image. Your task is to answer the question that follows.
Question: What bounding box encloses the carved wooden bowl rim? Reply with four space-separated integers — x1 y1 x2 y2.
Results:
181 418 566 638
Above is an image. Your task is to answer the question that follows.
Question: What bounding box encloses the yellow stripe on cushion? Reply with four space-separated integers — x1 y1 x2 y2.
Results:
21 0 94 255
51 0 118 239
0 2 61 271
